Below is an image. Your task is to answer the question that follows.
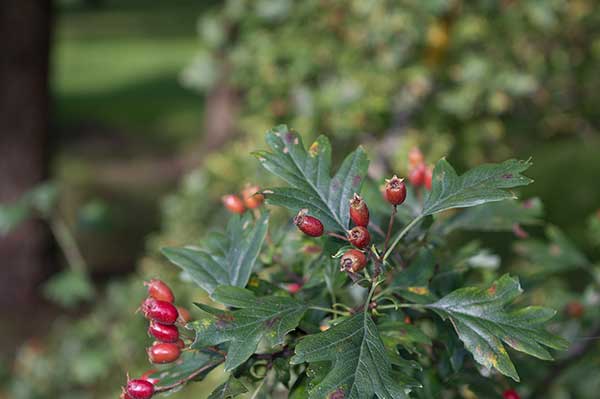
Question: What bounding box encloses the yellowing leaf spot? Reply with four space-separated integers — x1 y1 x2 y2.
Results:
408 286 429 295
249 277 260 287
486 353 498 368
201 319 211 328
309 141 319 157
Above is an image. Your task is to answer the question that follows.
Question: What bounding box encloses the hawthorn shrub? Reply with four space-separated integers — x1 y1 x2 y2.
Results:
122 126 571 399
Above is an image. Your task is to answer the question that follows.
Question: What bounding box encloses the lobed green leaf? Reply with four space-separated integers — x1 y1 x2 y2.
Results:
254 125 369 232
427 274 569 381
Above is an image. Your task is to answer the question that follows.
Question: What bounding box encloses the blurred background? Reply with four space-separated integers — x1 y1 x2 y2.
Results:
1 0 599 398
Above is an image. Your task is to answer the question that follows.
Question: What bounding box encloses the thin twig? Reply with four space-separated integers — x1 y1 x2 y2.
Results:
383 205 397 256
382 216 423 262
309 306 350 317
327 232 349 241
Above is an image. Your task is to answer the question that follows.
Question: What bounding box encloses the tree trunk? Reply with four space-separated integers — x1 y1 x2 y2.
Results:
0 0 53 308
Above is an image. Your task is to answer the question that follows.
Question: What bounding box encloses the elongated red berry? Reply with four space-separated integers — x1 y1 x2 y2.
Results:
408 163 426 187
144 279 174 303
141 369 160 385
241 184 264 209
141 298 179 325
565 301 584 319
222 194 245 214
503 389 520 399
424 166 433 190
408 147 424 167
125 378 154 399
347 226 370 249
148 342 181 364
384 175 407 206
340 249 367 273
175 339 186 349
176 306 192 323
349 193 369 227
148 321 179 343
294 209 324 237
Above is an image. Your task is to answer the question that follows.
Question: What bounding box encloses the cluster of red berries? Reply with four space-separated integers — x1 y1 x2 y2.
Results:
293 172 409 275
121 280 192 399
222 184 264 214
407 147 433 190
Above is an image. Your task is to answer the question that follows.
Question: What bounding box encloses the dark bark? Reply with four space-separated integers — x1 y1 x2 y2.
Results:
0 0 53 307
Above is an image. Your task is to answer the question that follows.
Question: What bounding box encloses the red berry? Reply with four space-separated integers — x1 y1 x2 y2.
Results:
144 279 174 303
176 306 192 323
175 339 186 349
408 147 424 167
384 175 407 206
286 282 302 294
125 378 154 399
408 163 426 187
294 209 324 237
147 342 181 364
241 184 264 209
349 193 369 227
222 194 245 214
148 321 179 343
141 369 160 385
347 226 371 249
424 166 433 190
340 249 367 273
503 389 521 399
141 298 179 325
565 301 584 319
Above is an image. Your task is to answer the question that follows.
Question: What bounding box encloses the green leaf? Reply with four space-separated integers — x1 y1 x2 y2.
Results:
207 376 248 399
514 225 588 275
254 125 369 232
291 312 410 399
441 197 543 234
150 350 223 390
422 158 533 217
379 321 432 354
426 274 568 381
162 212 269 294
191 286 307 371
391 248 437 304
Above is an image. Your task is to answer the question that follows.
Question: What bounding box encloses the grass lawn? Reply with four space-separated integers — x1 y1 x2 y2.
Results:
53 0 213 148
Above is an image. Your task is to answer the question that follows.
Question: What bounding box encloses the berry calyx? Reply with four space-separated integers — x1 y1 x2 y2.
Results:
222 194 245 214
340 249 367 273
503 389 521 399
294 209 324 237
140 369 160 385
408 163 426 187
241 184 264 209
424 165 433 190
148 321 179 343
144 279 174 303
147 342 181 364
141 298 179 325
349 193 370 227
125 378 154 399
384 176 407 206
176 306 192 324
347 226 371 249
408 147 424 167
